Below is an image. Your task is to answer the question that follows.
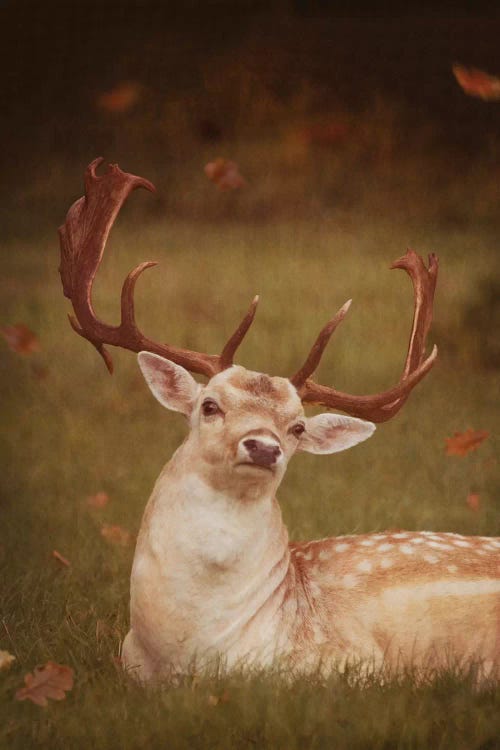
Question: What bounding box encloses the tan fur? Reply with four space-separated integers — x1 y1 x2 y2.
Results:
122 365 500 683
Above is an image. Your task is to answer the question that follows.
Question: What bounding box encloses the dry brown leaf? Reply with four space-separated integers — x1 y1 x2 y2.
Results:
86 491 110 509
100 524 132 547
1 324 40 354
15 661 74 707
445 428 489 457
97 81 141 113
0 650 16 671
208 690 230 706
466 493 481 511
204 158 246 191
52 550 70 567
453 64 500 100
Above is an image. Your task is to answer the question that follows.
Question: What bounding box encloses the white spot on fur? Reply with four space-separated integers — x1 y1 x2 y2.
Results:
399 544 415 555
475 549 487 556
335 543 349 553
360 539 375 547
318 549 331 561
303 550 314 561
426 541 454 551
482 544 497 552
452 539 471 548
392 533 409 539
410 537 424 545
376 543 393 552
423 553 439 564
380 558 394 569
357 560 373 573
447 565 458 573
490 540 500 548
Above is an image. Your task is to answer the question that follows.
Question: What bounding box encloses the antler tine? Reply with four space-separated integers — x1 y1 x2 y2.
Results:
290 299 352 388
220 295 259 370
59 158 235 379
295 250 438 423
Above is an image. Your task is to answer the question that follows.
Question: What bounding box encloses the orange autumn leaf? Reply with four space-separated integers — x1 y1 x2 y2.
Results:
97 81 141 114
52 550 70 567
86 491 110 509
452 64 500 101
204 158 246 191
208 690 230 706
445 428 489 457
0 650 15 671
466 493 481 511
1 324 40 354
100 524 132 547
15 662 74 707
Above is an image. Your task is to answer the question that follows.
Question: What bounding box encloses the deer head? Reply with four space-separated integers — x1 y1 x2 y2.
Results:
59 159 438 500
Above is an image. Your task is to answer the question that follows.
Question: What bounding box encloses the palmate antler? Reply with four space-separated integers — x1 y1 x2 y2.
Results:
59 159 438 422
58 158 258 377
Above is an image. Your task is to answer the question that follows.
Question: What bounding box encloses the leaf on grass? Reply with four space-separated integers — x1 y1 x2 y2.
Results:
86 491 109 509
15 662 74 707
452 64 500 100
445 428 489 456
100 524 132 546
466 493 481 511
97 81 141 113
0 650 16 671
208 690 230 706
1 324 40 354
52 550 70 567
204 158 246 191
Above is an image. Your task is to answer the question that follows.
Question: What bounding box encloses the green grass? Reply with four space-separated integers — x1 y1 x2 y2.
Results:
1 213 499 749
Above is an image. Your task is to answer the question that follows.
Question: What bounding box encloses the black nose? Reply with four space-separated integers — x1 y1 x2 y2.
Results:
243 439 281 467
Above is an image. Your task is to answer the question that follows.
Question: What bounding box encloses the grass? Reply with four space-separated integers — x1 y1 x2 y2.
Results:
0 207 499 749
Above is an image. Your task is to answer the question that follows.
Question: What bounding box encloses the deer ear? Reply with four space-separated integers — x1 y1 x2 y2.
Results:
298 413 375 455
138 352 201 416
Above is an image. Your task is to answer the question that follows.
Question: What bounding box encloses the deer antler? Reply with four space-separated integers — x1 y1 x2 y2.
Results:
290 250 438 422
58 158 258 377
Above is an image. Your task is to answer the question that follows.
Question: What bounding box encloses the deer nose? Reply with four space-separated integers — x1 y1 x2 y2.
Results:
242 438 282 467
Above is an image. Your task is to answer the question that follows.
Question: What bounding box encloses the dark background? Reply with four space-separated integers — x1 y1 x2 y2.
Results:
1 0 500 236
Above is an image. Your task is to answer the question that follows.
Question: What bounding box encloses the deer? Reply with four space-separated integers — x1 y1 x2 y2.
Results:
59 159 500 684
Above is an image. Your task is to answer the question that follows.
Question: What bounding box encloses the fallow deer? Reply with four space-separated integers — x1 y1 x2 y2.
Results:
59 159 500 683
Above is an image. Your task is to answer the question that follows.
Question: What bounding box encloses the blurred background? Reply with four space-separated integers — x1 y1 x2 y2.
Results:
1 0 500 234
0 4 499 744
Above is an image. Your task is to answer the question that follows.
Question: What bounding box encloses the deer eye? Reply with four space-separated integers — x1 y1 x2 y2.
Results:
202 399 221 417
290 423 305 438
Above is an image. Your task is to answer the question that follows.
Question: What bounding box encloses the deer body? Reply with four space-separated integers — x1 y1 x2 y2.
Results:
121 364 500 682
58 161 499 684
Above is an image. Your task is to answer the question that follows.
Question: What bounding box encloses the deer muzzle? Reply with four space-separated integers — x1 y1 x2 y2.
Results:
237 435 282 470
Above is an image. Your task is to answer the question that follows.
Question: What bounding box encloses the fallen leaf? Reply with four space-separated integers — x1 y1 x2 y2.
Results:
15 662 74 707
86 491 109 509
97 81 141 113
0 650 15 671
466 493 481 511
204 158 246 191
1 324 40 354
208 690 230 706
100 524 132 547
445 428 489 457
452 64 500 100
52 550 70 567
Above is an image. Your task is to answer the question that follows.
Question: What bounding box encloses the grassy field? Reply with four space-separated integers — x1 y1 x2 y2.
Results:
0 201 499 748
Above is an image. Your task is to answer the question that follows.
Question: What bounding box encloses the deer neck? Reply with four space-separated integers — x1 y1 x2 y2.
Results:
130 440 291 667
